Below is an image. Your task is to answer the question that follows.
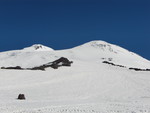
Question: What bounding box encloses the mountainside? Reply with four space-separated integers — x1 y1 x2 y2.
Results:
1 40 150 113
0 40 150 68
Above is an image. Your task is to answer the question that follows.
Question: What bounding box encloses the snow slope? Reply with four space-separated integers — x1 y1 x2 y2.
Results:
1 40 150 113
0 40 150 68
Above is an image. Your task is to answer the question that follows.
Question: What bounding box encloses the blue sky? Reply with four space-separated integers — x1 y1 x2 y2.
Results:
0 0 150 59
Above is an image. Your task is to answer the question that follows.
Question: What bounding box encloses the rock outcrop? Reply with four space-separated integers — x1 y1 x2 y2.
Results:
17 94 25 100
1 57 73 71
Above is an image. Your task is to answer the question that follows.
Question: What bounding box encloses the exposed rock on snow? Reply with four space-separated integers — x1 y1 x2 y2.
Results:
102 61 126 68
102 61 150 71
17 94 25 100
129 67 150 71
1 66 23 70
30 57 73 70
1 57 73 71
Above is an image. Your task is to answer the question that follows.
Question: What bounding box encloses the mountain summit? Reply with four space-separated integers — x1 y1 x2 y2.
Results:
23 44 54 51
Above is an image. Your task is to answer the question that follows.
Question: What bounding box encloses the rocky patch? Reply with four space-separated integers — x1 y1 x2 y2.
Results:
1 66 23 70
102 61 150 71
129 68 150 71
17 94 25 100
102 61 126 68
1 57 73 71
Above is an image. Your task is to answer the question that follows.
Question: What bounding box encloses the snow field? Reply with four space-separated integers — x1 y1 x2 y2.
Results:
1 40 150 113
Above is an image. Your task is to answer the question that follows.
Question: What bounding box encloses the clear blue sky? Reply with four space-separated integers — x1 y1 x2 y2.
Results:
0 0 150 59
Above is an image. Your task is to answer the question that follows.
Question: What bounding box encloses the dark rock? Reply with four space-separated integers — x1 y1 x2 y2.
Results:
129 68 141 71
35 45 42 50
129 68 150 71
30 66 45 71
103 61 150 71
102 61 126 68
50 57 73 69
50 64 59 69
17 94 25 100
1 66 22 70
1 57 73 71
108 58 113 61
146 69 150 71
29 57 73 70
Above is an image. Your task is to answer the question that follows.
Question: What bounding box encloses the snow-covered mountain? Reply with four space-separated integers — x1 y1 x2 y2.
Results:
1 40 150 113
0 40 150 68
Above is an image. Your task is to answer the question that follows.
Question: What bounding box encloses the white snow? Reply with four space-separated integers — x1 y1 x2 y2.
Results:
0 40 150 113
23 44 54 51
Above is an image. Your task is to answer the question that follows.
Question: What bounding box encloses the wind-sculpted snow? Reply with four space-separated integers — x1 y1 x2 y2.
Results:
1 40 150 113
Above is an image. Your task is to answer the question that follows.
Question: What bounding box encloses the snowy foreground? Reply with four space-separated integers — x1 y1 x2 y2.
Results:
1 41 150 113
